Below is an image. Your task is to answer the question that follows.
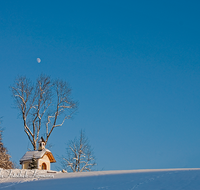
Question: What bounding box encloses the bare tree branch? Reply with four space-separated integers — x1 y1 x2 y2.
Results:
11 75 77 150
61 130 96 172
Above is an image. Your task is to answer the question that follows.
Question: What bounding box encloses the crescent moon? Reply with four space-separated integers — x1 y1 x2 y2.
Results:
37 58 41 63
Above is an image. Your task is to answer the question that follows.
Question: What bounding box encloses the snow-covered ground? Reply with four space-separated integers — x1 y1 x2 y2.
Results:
0 168 200 190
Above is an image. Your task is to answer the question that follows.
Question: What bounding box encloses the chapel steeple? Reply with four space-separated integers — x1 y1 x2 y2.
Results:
38 137 45 151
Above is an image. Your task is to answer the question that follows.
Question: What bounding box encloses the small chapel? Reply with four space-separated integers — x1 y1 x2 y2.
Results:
20 137 56 170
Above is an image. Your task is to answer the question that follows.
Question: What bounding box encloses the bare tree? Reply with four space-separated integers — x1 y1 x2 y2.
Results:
61 130 96 172
0 119 14 169
11 75 77 150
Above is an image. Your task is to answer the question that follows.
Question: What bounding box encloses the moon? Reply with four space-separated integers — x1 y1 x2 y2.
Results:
37 58 41 63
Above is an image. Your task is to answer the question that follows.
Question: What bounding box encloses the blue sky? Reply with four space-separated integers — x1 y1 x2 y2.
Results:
0 0 200 171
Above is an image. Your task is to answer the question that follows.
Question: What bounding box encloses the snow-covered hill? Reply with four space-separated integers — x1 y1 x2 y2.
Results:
0 168 200 190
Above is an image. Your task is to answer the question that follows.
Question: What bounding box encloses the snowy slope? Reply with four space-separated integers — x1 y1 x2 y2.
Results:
0 168 200 190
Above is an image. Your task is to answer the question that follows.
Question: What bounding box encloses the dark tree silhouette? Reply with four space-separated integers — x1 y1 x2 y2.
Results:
0 120 14 169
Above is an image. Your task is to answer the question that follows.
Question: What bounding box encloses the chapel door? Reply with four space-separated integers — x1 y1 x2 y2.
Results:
41 163 47 170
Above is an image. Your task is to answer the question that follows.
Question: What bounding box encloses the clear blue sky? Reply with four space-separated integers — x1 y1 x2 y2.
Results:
0 0 200 171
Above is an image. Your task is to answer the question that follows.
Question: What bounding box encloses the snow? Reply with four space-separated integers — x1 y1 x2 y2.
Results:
20 149 51 162
0 168 200 189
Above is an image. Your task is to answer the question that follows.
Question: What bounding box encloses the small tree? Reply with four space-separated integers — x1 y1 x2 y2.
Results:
29 155 37 169
0 120 14 169
11 74 77 150
62 130 96 172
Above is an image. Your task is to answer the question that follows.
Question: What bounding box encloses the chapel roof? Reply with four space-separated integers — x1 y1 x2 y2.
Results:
20 148 56 164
